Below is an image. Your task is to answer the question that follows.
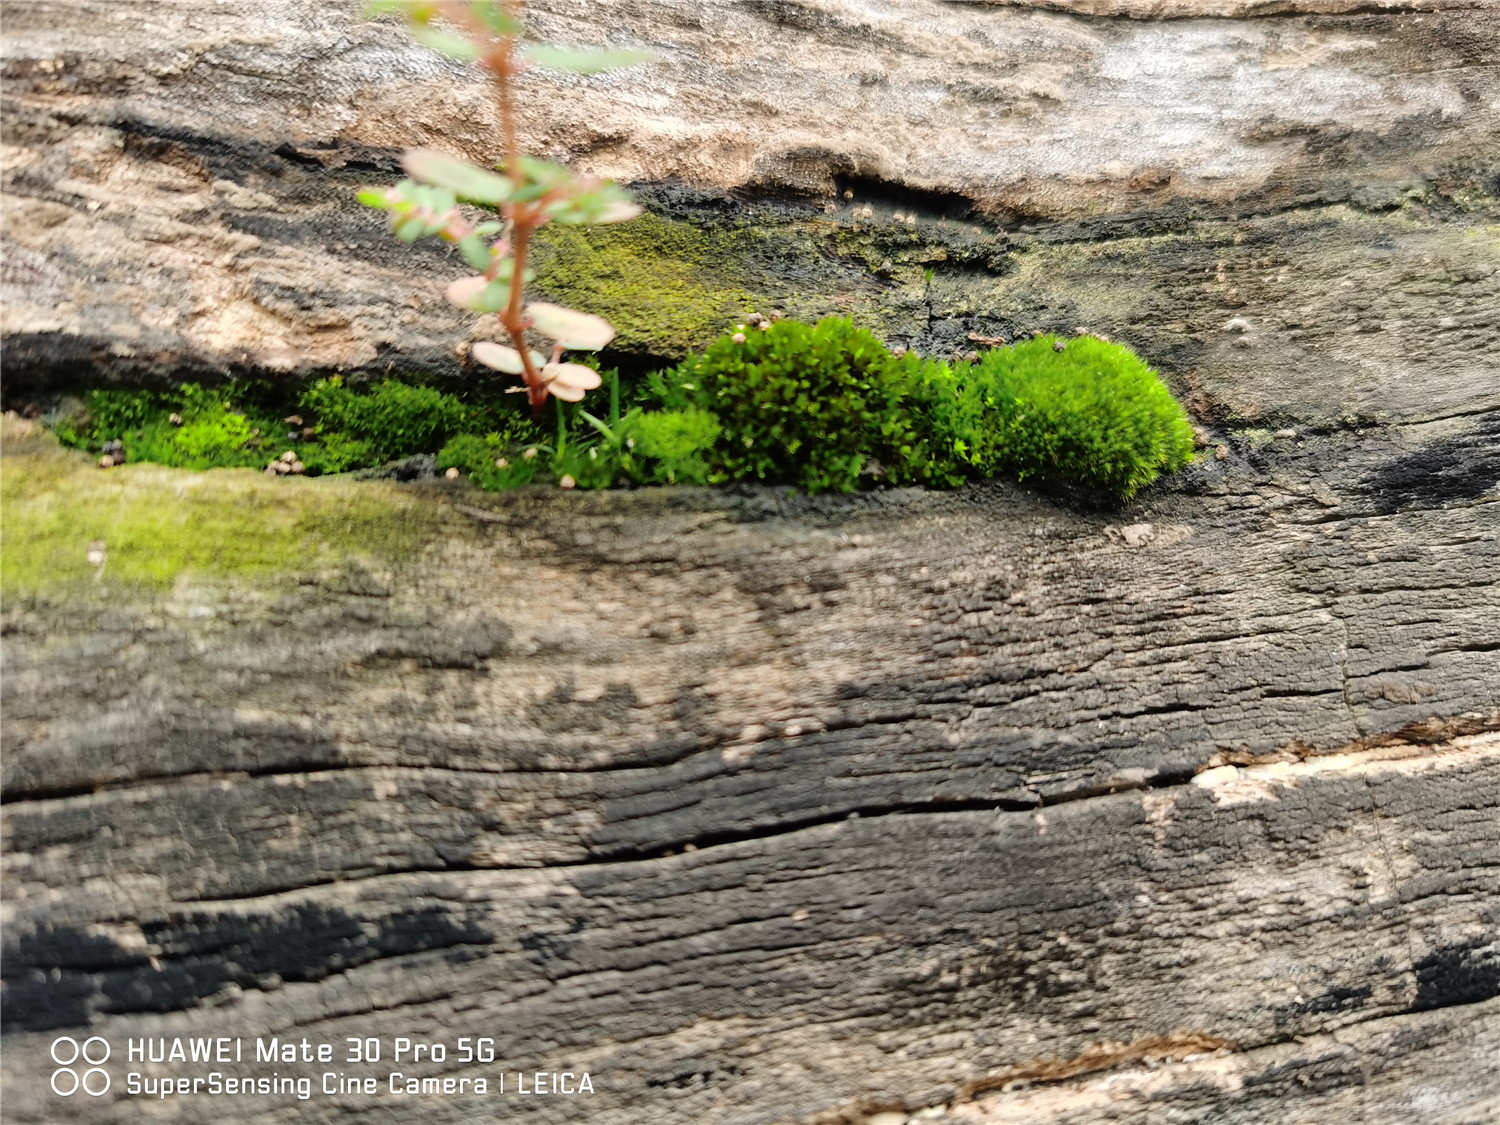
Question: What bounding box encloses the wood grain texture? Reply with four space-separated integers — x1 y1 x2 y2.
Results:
4 413 1497 1122
2 1 1498 1120
2 1 1497 409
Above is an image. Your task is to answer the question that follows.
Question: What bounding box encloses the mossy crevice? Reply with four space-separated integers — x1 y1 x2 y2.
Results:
25 317 1197 513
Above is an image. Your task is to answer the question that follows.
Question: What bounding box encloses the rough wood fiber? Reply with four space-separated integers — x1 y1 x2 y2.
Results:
4 414 1498 1122
2 1 1497 416
2 1 1498 1122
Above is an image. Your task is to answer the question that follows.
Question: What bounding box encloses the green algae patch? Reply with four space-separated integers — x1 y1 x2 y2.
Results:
530 213 777 358
528 208 979 360
1 417 440 597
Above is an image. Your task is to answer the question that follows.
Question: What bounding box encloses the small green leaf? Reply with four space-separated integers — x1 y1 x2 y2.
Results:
356 187 394 209
475 257 533 287
402 149 513 204
366 0 436 15
517 155 573 183
471 221 504 237
408 23 479 59
520 44 658 74
393 215 427 242
373 178 423 214
457 234 492 271
579 411 616 442
509 156 575 202
526 302 615 350
467 1 522 34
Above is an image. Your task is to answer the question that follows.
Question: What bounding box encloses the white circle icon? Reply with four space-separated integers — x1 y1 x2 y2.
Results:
82 1067 112 1096
50 1036 111 1096
50 1037 80 1065
50 1068 80 1097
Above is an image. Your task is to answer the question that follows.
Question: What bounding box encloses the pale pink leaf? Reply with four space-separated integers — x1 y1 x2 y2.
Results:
403 149 512 204
471 342 544 374
595 200 643 224
544 362 603 392
446 275 508 312
526 302 616 350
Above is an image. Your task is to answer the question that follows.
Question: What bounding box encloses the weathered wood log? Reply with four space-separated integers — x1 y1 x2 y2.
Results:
2 1 1498 1122
2 1 1497 422
3 408 1497 1121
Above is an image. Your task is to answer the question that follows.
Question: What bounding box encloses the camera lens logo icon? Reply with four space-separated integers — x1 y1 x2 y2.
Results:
50 1036 111 1096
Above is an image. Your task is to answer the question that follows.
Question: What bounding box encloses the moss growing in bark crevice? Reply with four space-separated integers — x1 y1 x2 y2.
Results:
26 321 1196 538
2 415 439 596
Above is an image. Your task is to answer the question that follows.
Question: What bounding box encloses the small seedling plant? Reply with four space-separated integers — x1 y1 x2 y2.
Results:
359 1 654 416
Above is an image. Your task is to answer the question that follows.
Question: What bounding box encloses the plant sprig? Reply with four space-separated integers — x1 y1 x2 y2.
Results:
360 0 655 416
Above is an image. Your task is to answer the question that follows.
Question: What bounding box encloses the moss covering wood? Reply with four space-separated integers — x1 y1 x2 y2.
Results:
529 213 777 360
1 415 437 596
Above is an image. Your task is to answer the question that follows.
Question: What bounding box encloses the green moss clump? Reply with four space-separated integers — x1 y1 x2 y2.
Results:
959 335 1197 499
654 319 1193 499
664 318 947 492
611 409 721 486
435 431 506 476
56 384 282 471
299 377 473 464
50 377 539 478
169 409 258 466
436 431 542 490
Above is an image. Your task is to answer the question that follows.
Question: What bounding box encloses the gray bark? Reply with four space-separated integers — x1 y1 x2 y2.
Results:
5 417 1498 1123
3 1 1499 1122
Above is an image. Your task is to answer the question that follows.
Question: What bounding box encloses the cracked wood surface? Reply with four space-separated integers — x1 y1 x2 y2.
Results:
2 1 1498 409
4 0 1496 212
4 411 1498 1123
3 0 1499 1120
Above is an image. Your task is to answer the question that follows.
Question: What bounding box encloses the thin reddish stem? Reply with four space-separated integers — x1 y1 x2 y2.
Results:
449 1 544 416
488 2 544 415
502 221 547 416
